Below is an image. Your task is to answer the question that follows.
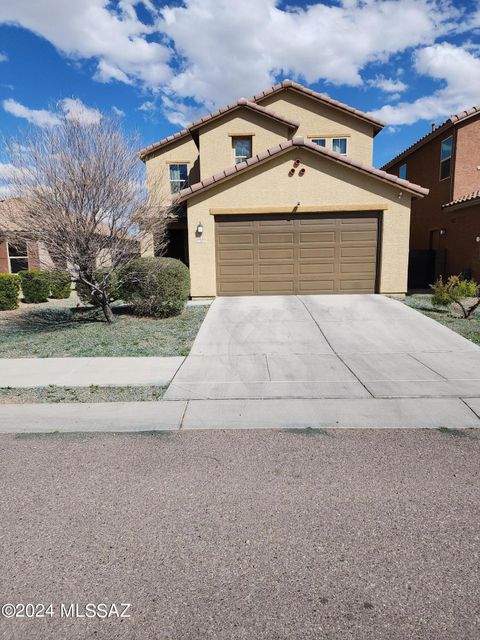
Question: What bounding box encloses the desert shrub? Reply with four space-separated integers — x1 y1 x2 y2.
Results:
49 270 71 299
18 270 50 303
76 270 121 307
120 257 190 318
431 275 480 318
0 273 21 310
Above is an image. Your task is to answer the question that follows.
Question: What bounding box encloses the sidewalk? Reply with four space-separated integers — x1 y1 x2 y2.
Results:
1 397 479 432
0 357 184 388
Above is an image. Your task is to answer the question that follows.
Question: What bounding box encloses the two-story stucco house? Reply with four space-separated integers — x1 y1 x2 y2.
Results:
140 80 428 298
381 106 480 288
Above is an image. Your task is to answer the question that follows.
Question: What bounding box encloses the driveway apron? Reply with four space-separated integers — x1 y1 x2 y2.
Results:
164 294 480 401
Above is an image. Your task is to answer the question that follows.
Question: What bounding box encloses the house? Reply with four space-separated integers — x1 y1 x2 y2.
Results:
0 199 50 274
381 106 480 288
140 79 428 297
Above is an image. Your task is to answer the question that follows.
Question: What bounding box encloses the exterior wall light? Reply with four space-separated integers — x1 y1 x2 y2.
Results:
439 228 446 236
196 222 204 235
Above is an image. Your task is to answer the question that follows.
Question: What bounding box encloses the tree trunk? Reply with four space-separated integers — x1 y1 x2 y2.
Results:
100 299 115 324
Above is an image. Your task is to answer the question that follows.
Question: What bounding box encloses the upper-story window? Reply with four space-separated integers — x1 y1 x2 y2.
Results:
311 138 326 147
8 241 29 273
169 163 189 193
440 136 453 180
399 163 407 180
332 138 348 155
233 137 252 164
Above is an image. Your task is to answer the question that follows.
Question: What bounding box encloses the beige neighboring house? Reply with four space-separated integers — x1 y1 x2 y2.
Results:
0 199 55 274
141 79 428 298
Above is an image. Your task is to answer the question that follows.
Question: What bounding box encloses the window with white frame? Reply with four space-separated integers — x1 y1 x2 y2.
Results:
311 138 326 147
440 136 453 180
8 241 29 273
332 137 348 155
169 163 189 193
399 163 407 180
233 137 252 164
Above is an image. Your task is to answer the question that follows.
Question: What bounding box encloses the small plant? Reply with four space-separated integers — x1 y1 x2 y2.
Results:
120 257 190 318
49 270 71 299
431 275 480 319
0 273 21 310
18 270 51 303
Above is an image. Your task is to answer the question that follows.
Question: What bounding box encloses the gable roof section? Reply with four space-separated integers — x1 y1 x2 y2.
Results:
173 136 428 203
138 99 300 160
381 105 480 171
442 190 480 211
251 79 386 134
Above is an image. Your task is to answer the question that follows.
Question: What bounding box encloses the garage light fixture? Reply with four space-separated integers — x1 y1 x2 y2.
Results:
196 222 204 235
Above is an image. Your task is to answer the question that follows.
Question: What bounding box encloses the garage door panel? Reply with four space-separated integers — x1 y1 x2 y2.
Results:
218 249 254 261
216 213 378 295
299 232 336 243
260 264 294 275
259 248 294 260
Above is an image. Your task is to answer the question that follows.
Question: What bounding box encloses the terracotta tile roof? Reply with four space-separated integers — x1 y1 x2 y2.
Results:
381 105 480 170
250 79 386 132
173 136 428 203
138 99 300 160
442 190 480 210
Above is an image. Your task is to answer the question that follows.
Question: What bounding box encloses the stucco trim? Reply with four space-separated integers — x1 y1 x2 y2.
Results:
209 204 389 215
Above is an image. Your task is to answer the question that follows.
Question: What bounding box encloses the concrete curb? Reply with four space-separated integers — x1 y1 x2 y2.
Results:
0 397 479 433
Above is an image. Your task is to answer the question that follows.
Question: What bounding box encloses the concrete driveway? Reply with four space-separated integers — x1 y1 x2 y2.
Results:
164 294 480 400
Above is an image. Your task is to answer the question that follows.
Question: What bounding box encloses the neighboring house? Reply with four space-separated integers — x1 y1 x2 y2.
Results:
381 106 480 287
140 79 428 297
0 199 50 274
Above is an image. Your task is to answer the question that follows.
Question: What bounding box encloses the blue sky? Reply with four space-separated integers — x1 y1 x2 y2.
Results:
0 0 479 178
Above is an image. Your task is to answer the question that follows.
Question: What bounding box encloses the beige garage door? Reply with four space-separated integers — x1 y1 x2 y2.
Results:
215 213 379 295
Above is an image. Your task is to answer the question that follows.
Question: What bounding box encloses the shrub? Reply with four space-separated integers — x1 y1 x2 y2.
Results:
431 274 480 319
0 273 21 310
76 270 121 307
18 270 50 303
49 270 71 299
120 257 190 318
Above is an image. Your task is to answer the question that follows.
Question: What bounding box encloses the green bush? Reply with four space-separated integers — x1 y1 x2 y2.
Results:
431 274 480 319
76 270 121 307
19 270 50 303
0 273 21 310
120 257 190 318
49 270 71 299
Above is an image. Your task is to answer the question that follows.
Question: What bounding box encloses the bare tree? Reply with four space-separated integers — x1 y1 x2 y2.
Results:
1 117 175 323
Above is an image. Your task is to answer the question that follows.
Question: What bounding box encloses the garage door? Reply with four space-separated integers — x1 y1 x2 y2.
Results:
215 213 379 295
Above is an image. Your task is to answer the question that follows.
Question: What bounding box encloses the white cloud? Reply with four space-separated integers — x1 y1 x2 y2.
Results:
3 98 61 127
0 52 7 62
3 97 102 127
161 96 205 127
367 75 408 93
371 43 480 125
138 100 155 112
159 0 462 108
0 0 172 87
59 97 101 124
112 105 125 116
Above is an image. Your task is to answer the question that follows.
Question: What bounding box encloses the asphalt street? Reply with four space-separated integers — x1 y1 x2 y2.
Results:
1 428 479 639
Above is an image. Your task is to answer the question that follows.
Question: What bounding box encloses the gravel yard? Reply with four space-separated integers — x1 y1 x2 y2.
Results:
1 428 479 640
0 294 208 357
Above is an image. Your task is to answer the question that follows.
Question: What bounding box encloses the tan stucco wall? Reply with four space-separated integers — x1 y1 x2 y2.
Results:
198 108 291 178
186 148 412 297
258 90 375 165
145 135 200 204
